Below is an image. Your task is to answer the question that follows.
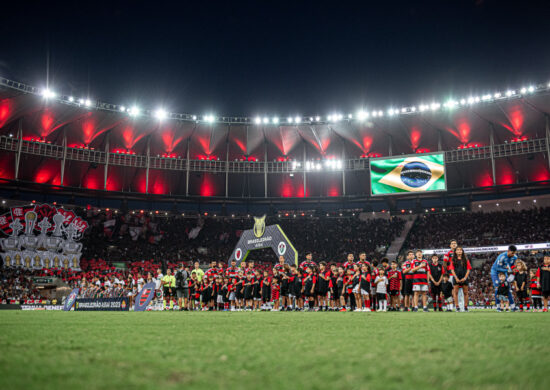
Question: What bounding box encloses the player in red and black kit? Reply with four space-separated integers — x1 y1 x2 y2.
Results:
411 249 429 312
357 252 370 268
428 254 444 312
387 260 402 311
205 260 219 280
317 261 330 311
443 239 458 283
274 255 286 273
529 268 542 311
401 250 415 311
299 252 316 273
303 266 316 310
447 246 472 312
343 253 356 272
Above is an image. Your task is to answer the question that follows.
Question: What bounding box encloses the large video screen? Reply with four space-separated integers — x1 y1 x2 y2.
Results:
370 152 446 195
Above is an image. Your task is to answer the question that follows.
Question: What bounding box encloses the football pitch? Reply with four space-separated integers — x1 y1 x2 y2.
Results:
0 311 548 390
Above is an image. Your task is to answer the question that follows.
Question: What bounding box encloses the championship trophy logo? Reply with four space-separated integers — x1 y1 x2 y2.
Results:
0 203 88 271
253 215 266 238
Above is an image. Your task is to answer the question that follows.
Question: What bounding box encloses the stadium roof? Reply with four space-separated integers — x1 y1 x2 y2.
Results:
0 78 549 199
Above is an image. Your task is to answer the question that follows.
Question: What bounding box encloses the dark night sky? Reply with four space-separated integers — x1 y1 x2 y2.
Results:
1 0 549 117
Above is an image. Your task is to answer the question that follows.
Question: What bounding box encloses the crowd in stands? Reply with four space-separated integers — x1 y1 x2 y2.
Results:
405 207 550 249
1 207 550 309
81 211 405 264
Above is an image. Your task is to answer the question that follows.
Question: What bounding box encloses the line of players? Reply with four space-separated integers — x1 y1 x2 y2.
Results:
163 239 550 312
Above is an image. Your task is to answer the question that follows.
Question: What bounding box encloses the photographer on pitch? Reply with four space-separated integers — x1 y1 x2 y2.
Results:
175 263 190 311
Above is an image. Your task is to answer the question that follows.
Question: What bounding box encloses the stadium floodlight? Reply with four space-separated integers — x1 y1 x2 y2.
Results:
315 116 320 121
204 115 215 123
378 110 383 117
467 97 475 104
120 106 126 112
372 111 378 117
357 110 367 120
262 117 269 124
42 89 56 99
474 96 480 103
336 160 343 169
316 163 322 170
294 116 301 124
85 99 92 107
527 85 535 93
272 117 279 124
506 90 514 97
520 87 527 94
493 92 501 98
411 106 416 112
401 108 407 113
128 106 140 117
482 94 492 101
287 117 293 123
68 96 74 102
327 115 333 122
154 108 167 120
387 109 395 116
79 98 85 105
430 103 440 111
460 99 466 105
348 114 353 119
254 117 261 124
192 115 197 120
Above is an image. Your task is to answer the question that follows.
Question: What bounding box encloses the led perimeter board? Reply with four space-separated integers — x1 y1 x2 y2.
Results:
370 152 446 195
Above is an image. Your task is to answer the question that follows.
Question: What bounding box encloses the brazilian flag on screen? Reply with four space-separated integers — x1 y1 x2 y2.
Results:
370 153 446 195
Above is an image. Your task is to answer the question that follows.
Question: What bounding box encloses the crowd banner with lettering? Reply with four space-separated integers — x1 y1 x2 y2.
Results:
422 242 550 255
0 203 88 271
228 215 298 266
74 297 130 311
134 282 156 312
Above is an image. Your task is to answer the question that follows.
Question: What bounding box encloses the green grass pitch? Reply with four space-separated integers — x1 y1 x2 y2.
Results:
0 311 548 390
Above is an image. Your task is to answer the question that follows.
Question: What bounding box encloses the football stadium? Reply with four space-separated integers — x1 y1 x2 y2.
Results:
1 2 550 390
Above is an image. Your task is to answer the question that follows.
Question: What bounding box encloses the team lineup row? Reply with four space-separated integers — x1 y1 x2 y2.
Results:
153 242 550 312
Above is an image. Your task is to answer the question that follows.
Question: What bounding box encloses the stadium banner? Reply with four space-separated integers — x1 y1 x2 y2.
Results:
20 304 63 311
134 282 156 312
370 152 446 195
228 215 298 266
422 242 550 255
74 297 130 311
0 304 23 310
63 288 80 311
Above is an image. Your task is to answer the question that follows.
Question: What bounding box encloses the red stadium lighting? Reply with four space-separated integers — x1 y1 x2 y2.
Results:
204 212 208 216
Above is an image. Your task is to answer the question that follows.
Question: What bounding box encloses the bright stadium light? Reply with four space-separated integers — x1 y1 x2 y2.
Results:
68 96 74 102
527 85 535 93
79 98 85 105
327 115 333 121
129 106 140 117
520 87 527 94
357 110 367 120
294 116 301 124
204 115 215 123
336 160 343 169
272 117 279 124
460 99 466 105
411 106 416 112
372 111 378 117
154 108 167 120
120 106 126 112
42 89 56 99
387 109 395 116
348 114 353 119
315 116 320 122
506 90 514 97
378 111 383 117
254 117 261 124
493 92 501 98
192 115 197 120
262 117 269 124
467 97 475 104
287 116 293 123
401 108 407 113
84 99 92 107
